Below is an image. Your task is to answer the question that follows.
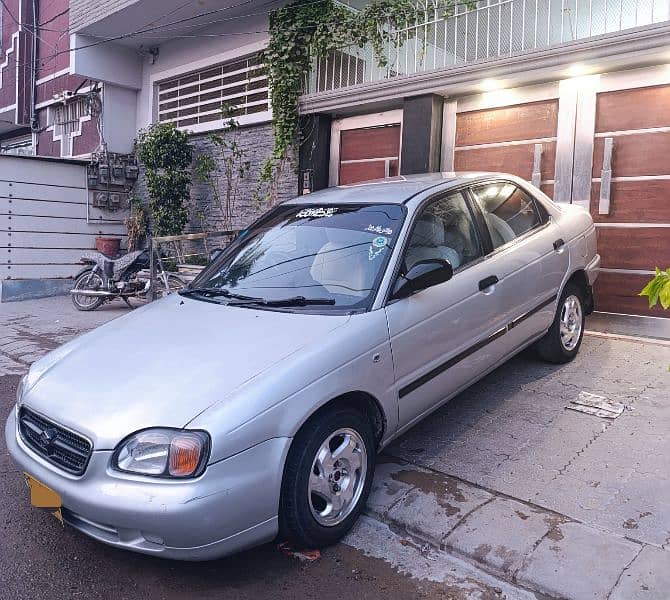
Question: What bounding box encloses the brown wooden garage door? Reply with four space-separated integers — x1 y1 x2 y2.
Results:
590 84 670 317
338 124 401 185
454 99 558 199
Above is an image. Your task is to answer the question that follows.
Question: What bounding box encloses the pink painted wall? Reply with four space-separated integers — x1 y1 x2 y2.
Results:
0 0 101 158
0 0 21 110
71 116 99 156
37 0 71 79
36 73 87 104
37 126 61 156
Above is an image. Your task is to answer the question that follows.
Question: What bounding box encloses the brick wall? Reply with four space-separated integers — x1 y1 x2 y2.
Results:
188 123 297 233
70 0 138 32
135 122 298 251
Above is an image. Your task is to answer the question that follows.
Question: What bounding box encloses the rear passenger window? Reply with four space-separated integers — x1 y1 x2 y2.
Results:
471 183 546 250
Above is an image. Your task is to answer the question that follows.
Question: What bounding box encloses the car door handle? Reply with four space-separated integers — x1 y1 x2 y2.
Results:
478 275 499 291
553 238 565 251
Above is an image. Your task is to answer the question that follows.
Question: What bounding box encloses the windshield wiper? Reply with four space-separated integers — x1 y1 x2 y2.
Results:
181 287 336 308
178 287 264 302
229 296 336 308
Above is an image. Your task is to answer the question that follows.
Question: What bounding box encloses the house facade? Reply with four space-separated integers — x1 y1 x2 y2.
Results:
0 0 120 157
2 0 669 316
297 0 670 318
68 0 297 231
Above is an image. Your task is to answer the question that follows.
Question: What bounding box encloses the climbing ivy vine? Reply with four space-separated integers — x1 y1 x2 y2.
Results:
261 0 472 193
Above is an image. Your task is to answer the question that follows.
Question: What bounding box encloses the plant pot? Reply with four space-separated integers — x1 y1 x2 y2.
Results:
95 236 121 257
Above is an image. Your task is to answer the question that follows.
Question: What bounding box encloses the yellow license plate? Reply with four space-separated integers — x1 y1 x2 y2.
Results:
24 473 63 525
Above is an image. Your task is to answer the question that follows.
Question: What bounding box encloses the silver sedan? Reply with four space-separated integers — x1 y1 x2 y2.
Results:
6 173 600 560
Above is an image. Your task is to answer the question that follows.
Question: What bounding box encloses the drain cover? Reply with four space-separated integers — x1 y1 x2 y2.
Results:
566 391 625 419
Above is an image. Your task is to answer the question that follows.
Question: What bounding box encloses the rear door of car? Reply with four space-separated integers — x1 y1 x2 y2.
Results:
466 179 570 352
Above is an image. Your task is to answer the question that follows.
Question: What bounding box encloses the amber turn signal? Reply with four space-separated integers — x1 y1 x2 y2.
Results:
169 435 204 477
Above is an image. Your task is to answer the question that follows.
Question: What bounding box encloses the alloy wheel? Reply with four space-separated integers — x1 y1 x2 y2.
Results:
560 294 583 351
307 428 367 527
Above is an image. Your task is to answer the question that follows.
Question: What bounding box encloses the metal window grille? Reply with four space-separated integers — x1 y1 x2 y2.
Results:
157 54 270 129
0 135 34 155
49 97 90 141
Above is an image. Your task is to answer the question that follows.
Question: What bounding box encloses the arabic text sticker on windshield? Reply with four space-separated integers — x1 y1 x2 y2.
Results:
365 224 393 236
296 207 338 219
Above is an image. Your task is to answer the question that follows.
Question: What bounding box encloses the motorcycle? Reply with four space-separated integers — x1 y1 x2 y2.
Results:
70 248 185 311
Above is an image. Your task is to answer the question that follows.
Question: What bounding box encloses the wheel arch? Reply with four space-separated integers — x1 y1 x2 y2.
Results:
294 391 387 449
564 269 594 314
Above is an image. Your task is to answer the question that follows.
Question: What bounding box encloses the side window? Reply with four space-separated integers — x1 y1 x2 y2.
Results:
404 192 483 273
471 183 545 250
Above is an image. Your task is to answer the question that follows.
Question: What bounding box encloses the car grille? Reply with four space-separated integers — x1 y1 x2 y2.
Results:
18 407 92 475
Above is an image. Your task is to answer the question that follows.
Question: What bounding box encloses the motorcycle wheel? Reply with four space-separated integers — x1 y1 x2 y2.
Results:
71 269 106 311
155 274 186 299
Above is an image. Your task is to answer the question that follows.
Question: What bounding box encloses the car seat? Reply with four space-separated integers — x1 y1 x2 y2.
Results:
405 215 461 271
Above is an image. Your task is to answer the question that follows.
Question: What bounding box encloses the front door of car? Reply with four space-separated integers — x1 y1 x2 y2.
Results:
385 190 520 430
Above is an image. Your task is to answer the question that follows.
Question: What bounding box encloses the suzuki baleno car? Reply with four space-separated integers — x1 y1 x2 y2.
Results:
7 173 600 560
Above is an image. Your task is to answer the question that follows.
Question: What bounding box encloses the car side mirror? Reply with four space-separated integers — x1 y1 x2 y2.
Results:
392 259 453 300
208 248 224 263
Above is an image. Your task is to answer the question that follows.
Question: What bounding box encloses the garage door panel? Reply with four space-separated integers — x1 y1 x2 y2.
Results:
593 132 670 177
339 160 399 185
597 227 670 270
340 125 401 161
594 272 668 317
455 100 558 146
454 142 556 181
595 85 670 133
592 82 670 317
590 181 670 223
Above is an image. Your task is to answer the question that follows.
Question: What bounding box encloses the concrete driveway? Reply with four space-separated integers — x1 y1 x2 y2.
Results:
1 296 669 599
370 331 670 599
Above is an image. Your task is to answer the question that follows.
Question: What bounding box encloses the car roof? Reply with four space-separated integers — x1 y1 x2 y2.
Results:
285 172 510 205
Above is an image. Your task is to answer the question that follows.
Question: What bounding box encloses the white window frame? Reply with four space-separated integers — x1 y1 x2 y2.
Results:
47 96 93 158
149 40 271 135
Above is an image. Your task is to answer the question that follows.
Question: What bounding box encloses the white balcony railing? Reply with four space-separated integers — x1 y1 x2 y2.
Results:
306 0 670 94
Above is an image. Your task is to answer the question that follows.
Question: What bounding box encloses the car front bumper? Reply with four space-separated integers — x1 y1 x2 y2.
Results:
5 409 291 560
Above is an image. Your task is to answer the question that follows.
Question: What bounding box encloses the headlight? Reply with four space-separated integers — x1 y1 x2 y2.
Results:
113 428 210 478
16 374 28 405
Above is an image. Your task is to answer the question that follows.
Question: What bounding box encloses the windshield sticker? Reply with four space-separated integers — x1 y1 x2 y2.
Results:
368 246 385 261
365 224 393 235
296 207 338 219
372 236 388 248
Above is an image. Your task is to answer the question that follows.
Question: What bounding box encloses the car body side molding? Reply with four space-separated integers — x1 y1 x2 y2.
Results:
398 293 557 399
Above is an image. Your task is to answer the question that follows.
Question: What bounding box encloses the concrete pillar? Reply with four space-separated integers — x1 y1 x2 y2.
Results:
400 94 443 175
298 113 332 194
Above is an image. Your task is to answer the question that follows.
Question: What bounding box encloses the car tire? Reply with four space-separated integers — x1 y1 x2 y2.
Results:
279 405 376 548
536 282 585 363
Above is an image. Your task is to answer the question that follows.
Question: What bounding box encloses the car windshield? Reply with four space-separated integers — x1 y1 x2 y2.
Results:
187 203 406 312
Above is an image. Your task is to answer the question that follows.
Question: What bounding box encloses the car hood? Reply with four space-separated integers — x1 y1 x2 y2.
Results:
21 296 350 449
